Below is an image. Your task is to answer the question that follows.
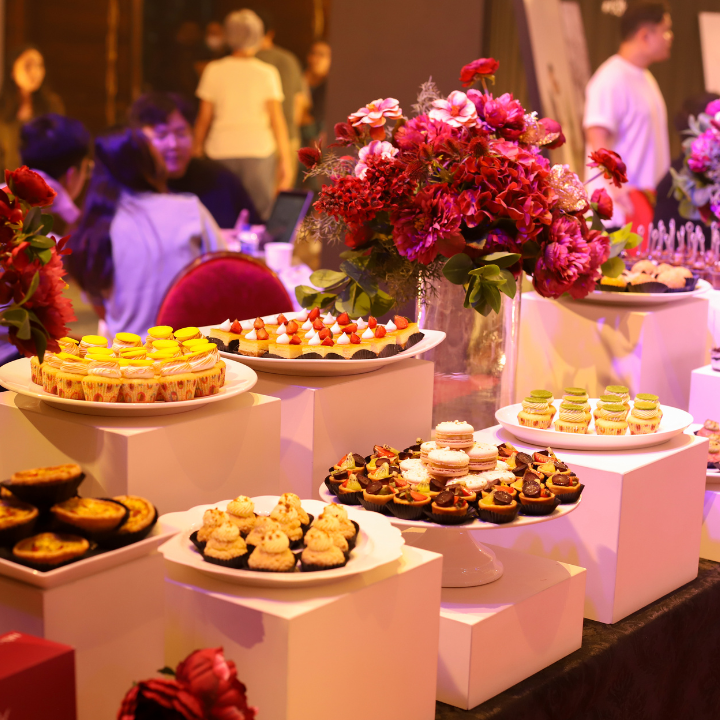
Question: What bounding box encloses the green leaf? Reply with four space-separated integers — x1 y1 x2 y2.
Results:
473 299 492 316
469 264 503 283
351 288 373 316
498 269 517 299
468 277 484 305
16 271 39 307
309 269 347 289
1 307 29 329
482 284 502 315
521 240 540 258
463 277 476 309
590 210 604 232
37 248 52 264
370 289 394 316
340 260 377 296
28 235 55 249
31 326 48 363
40 213 54 235
157 666 176 677
294 285 336 309
601 256 626 278
443 253 475 285
22 206 41 234
480 252 521 269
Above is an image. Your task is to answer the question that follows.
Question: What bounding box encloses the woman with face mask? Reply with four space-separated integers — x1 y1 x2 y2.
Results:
0 45 64 173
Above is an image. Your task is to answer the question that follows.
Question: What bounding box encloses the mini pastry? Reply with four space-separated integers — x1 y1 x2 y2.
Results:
332 452 367 474
593 394 623 420
361 480 396 511
145 326 174 349
427 448 470 478
41 352 65 394
400 459 432 486
174 327 202 343
30 354 43 385
57 337 81 356
112 332 142 355
545 473 584 502
245 516 282 548
336 475 363 504
465 442 498 472
517 396 553 429
698 419 720 439
120 360 159 403
518 478 558 515
187 345 225 397
278 493 310 525
270 502 304 544
420 441 437 464
56 354 92 400
236 323 272 357
402 438 424 459
447 473 489 494
321 504 358 546
81 357 123 403
595 403 629 435
157 356 197 402
709 439 720 468
604 384 631 410
301 527 347 571
150 339 181 355
656 269 686 289
226 496 256 536
434 420 475 449
51 497 127 534
477 489 519 524
430 490 470 517
598 275 628 291
0 497 39 546
108 495 157 544
628 400 661 434
554 402 588 434
203 522 248 568
248 529 297 572
562 387 589 405
5 463 84 506
530 389 556 417
310 512 350 553
635 393 662 418
390 488 432 519
367 462 398 484
13 533 89 567
78 334 109 357
196 508 230 546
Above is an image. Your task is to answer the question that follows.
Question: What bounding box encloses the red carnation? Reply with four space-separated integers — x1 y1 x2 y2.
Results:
588 149 627 188
590 188 614 220
460 58 500 87
117 679 205 720
298 144 321 169
5 166 56 207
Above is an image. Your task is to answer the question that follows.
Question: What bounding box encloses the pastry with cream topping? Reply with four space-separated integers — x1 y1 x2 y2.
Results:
603 384 631 410
157 356 196 402
226 496 256 536
529 389 556 418
43 352 73 395
112 332 142 355
203 522 249 568
81 356 123 402
78 335 109 357
56 354 92 400
554 402 588 434
517 396 553 429
300 527 347 571
145 326 174 350
595 403 629 435
120 360 159 403
247 528 297 572
628 400 661 434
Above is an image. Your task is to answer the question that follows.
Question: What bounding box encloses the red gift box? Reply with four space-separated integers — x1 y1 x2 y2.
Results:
0 631 76 720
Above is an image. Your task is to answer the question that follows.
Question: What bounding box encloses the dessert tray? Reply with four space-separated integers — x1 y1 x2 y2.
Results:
0 358 257 416
567 278 711 306
496 400 693 450
159 496 404 588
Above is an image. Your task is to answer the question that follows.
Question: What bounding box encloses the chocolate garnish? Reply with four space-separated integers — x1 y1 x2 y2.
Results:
494 490 512 506
435 491 454 507
352 453 367 466
554 461 568 471
355 473 370 488
430 477 447 492
515 452 532 466
522 480 541 498
523 468 542 483
332 469 349 481
366 481 383 495
551 474 570 487
398 451 413 461
375 457 391 467
512 466 526 477
497 443 515 458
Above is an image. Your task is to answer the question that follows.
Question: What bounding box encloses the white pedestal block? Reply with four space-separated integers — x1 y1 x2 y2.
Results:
0 392 281 513
701 488 720 561
0 553 165 720
438 545 585 709
163 546 442 720
253 359 434 499
689 364 720 424
518 291 709 410
473 425 707 624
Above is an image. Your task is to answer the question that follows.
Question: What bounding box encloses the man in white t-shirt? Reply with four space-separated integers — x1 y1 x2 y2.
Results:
584 2 673 227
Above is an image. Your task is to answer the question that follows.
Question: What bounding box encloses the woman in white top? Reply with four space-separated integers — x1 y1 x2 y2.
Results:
193 9 292 220
67 127 225 337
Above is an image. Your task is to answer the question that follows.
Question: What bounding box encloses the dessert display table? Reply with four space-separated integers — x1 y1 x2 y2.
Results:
437 544 585 710
518 291 709 410
161 544 443 720
472 425 707 624
688 364 720 424
0 391 281 513
252 358 433 499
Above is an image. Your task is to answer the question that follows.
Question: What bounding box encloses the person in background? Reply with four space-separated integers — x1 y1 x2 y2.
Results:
193 9 292 220
19 113 91 235
0 45 64 173
300 40 331 148
130 92 260 228
195 21 229 79
584 1 672 228
256 10 304 186
67 127 225 337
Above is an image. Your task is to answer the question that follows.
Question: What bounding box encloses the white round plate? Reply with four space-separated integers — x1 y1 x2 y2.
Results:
0 357 257 417
318 484 581 529
496 400 692 450
159 496 404 588
199 321 445 377
565 278 711 306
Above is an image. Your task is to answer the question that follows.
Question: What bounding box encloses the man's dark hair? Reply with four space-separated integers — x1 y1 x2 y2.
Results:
620 2 669 41
128 91 195 128
253 8 275 34
20 113 90 180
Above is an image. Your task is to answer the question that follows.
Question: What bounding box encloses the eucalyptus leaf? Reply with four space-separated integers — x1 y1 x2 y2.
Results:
309 269 347 289
16 271 39 307
498 269 517 299
28 235 55 250
483 284 502 315
443 253 475 285
480 252 521 269
22 207 41 233
601 256 625 278
370 290 394 317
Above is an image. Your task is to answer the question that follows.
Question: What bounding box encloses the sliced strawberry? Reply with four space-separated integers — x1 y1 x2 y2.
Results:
374 445 396 458
375 326 387 338
350 333 361 344
290 335 302 345
318 327 331 340
458 486 471 497
343 323 358 334
277 314 288 325
312 318 325 330
394 315 409 329
337 312 350 325
253 317 265 329
394 478 408 488
322 337 334 346
230 320 242 334
309 307 320 321
256 328 269 341
368 316 378 329
286 320 299 334
410 491 427 502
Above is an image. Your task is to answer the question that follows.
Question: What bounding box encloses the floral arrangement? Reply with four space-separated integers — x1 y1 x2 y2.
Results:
672 98 720 223
0 166 75 360
117 647 256 720
297 57 637 317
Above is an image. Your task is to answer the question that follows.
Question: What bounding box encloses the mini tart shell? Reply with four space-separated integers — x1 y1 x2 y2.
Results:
2 466 85 507
335 487 363 505
13 533 90 568
0 498 39 546
388 494 431 520
360 490 395 514
430 500 469 516
477 500 520 524
51 497 129 538
202 548 248 569
102 496 159 548
544 480 584 503
518 492 560 516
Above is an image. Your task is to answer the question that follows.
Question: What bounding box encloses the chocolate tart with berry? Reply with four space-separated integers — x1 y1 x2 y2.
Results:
508 451 534 475
518 479 560 516
401 439 425 460
2 463 85 506
360 481 395 514
332 452 367 474
50 497 129 541
13 532 90 570
367 461 399 484
481 483 518 500
497 442 517 460
425 490 474 525
477 489 519 524
388 488 432 520
545 473 584 503
0 497 39 546
445 482 477 505
335 475 363 505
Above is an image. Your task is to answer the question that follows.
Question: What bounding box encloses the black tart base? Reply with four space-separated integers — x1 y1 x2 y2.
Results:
100 505 159 549
202 552 248 569
2 473 86 507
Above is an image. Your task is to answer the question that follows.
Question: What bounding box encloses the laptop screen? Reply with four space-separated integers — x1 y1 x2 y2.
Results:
265 190 314 244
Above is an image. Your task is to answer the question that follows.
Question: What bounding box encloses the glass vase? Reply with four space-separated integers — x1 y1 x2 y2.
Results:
417 274 522 431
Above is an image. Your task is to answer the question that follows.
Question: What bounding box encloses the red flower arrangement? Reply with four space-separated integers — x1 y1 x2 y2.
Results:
0 166 76 360
118 648 257 720
297 58 638 315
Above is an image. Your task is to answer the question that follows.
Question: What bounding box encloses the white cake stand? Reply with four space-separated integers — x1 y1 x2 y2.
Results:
318 485 581 587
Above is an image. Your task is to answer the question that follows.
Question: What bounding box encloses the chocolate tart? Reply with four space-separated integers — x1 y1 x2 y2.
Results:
2 464 85 506
359 481 395 514
545 473 584 503
0 497 39 546
335 479 363 505
518 478 559 515
427 491 471 522
51 497 129 541
388 489 431 520
12 532 90 570
424 504 478 525
477 490 520 524
101 496 158 548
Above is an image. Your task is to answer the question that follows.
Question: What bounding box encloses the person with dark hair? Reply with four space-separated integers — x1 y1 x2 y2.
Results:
19 113 91 233
0 45 64 173
584 2 672 227
129 91 260 228
68 127 225 336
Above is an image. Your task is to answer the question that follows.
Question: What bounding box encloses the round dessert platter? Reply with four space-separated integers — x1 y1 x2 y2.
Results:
318 484 580 588
496 400 692 451
564 278 711 306
199 322 445 377
0 358 257 417
159 496 404 588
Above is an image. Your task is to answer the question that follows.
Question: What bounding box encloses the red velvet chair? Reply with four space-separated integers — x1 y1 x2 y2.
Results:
155 251 294 328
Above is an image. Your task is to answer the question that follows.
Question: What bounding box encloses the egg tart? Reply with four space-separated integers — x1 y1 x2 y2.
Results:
477 489 519 524
3 463 84 506
51 497 128 538
13 533 90 569
0 497 39 546
102 495 158 548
